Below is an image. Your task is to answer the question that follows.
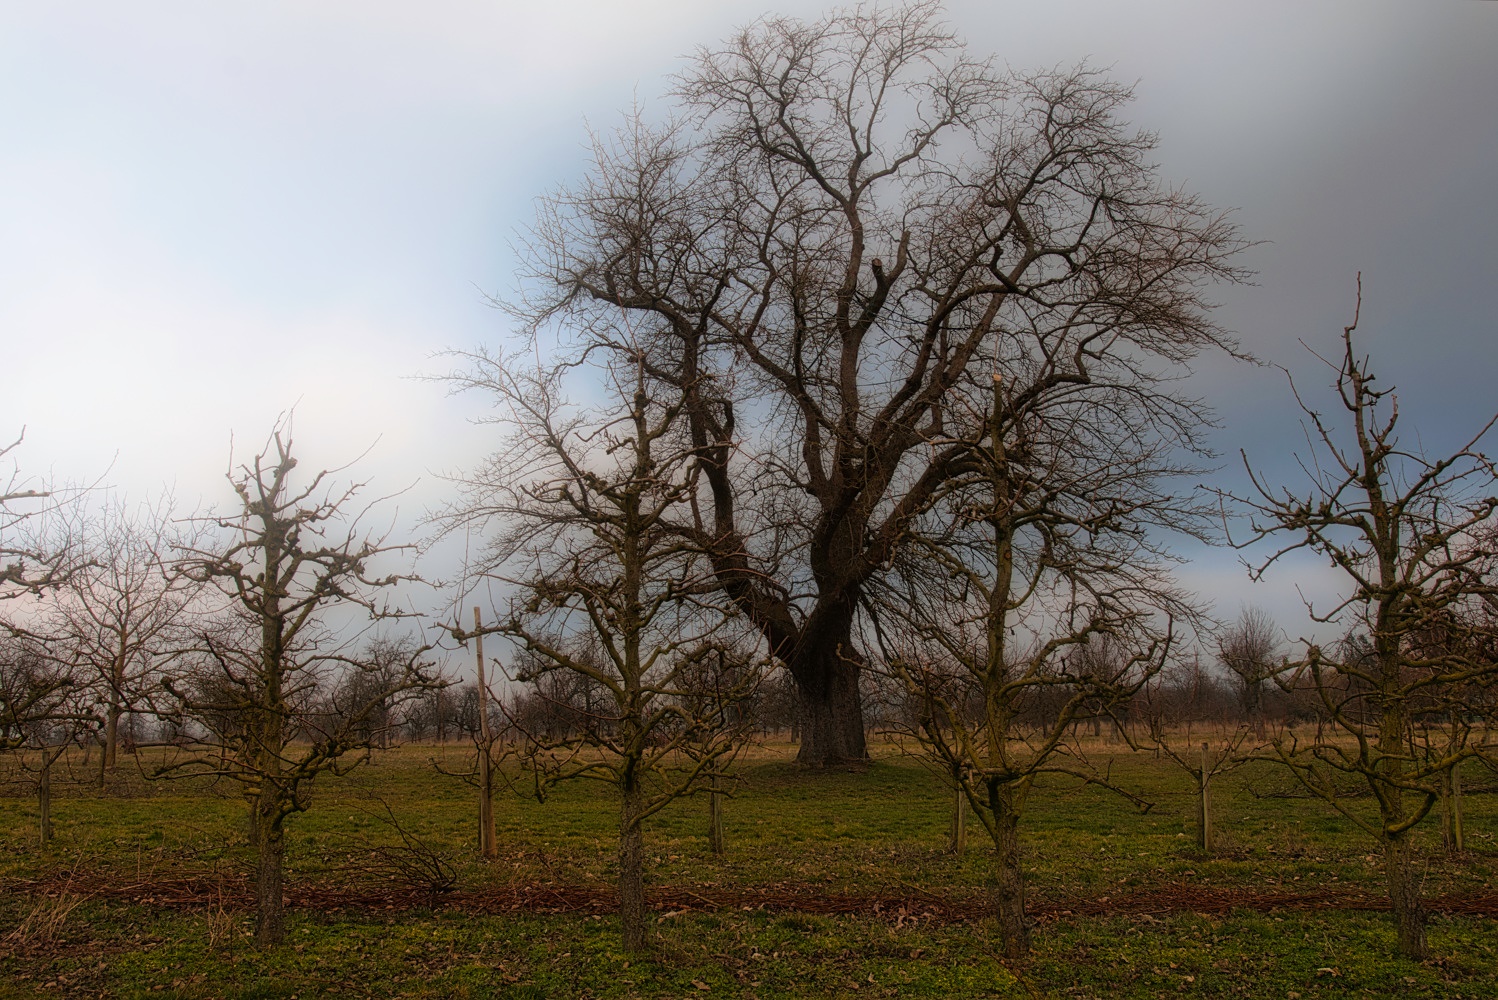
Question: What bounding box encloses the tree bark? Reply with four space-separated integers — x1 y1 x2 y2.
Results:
1244 682 1266 740
991 784 1029 958
1372 629 1426 961
242 779 262 849
102 702 121 782
790 631 867 766
619 779 647 953
477 747 496 859
254 800 286 948
1383 833 1427 960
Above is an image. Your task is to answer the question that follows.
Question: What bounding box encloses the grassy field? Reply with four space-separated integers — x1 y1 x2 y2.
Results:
2 739 1496 999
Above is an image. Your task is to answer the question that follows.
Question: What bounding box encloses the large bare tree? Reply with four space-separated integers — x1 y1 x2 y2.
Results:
48 495 200 781
509 3 1247 764
1231 279 1498 959
158 428 437 948
1216 606 1283 737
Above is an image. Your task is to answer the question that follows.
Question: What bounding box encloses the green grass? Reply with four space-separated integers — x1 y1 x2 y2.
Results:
2 740 1496 998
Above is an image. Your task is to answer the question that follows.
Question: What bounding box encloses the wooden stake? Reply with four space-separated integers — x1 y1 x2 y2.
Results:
708 771 724 855
474 606 498 860
1445 759 1465 855
1453 759 1465 852
39 748 53 844
951 766 967 856
1199 742 1212 853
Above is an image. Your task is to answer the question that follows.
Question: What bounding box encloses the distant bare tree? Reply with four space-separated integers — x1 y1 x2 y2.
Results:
157 427 438 948
753 669 800 739
47 494 201 781
1139 653 1235 737
401 685 445 742
0 635 97 842
505 663 606 742
1229 279 1498 960
1216 607 1284 737
325 635 426 750
498 654 597 741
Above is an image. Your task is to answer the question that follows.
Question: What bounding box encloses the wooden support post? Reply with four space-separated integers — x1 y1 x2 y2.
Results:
474 607 498 861
1199 742 1212 853
951 765 967 856
39 748 54 844
708 771 724 855
1453 759 1465 853
1444 759 1465 855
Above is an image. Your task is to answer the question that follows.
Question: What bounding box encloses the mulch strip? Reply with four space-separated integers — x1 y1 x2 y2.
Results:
12 872 1498 922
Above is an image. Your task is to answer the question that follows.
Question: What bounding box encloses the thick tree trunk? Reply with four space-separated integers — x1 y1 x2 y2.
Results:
991 784 1029 958
1244 684 1266 740
254 801 286 948
99 703 121 786
478 749 497 859
791 639 867 766
1383 834 1427 960
1369 636 1426 961
619 781 647 953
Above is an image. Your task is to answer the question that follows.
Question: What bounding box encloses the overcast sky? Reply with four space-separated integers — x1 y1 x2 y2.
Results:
3 1 1495 643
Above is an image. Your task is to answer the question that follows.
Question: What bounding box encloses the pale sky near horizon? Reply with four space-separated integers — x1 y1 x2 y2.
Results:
3 1 1496 647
